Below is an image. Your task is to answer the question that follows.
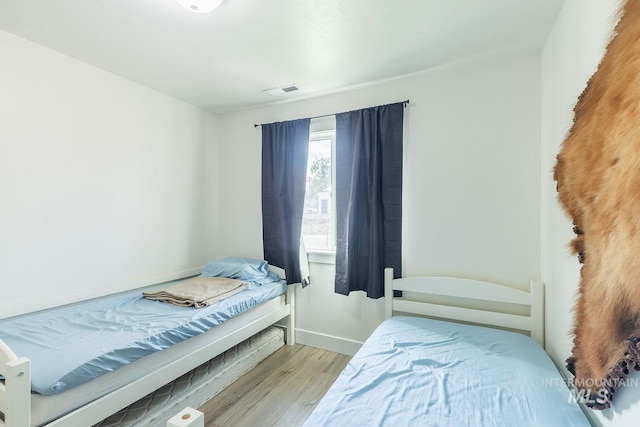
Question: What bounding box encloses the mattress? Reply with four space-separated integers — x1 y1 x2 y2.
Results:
30 294 287 426
304 316 590 427
0 279 286 396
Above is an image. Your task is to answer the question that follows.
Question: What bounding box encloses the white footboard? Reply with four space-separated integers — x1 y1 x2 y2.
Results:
0 339 30 427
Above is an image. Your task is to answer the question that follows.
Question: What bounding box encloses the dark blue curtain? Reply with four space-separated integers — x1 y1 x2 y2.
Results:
335 102 404 298
261 119 311 285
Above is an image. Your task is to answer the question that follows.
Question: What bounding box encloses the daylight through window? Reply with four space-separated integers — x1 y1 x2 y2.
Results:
302 124 335 251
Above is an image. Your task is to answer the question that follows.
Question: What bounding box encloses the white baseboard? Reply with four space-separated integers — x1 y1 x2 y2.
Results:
294 328 362 356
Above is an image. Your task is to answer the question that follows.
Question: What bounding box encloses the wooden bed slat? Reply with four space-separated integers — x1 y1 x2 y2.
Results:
393 300 533 332
393 276 532 305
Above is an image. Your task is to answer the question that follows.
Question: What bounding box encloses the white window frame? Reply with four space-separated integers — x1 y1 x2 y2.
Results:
304 117 336 264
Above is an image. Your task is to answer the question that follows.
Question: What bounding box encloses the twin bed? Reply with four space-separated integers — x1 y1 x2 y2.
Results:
2 261 591 426
0 257 294 426
304 269 591 426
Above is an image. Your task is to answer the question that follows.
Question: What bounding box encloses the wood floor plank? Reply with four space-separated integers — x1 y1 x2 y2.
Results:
199 344 351 427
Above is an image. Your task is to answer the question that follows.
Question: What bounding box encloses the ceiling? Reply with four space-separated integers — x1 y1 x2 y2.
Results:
0 0 565 114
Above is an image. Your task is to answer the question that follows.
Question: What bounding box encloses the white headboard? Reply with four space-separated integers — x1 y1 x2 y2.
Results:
384 268 545 347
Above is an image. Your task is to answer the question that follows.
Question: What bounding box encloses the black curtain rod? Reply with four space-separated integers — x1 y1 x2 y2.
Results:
253 99 409 128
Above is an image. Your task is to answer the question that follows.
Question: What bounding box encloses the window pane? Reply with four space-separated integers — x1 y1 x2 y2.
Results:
302 138 332 250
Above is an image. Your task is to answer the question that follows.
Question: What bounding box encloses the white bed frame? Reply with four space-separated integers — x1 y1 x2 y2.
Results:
384 268 545 346
0 282 295 427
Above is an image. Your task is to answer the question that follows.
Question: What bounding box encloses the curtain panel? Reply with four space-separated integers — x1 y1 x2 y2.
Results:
261 119 311 285
335 102 404 298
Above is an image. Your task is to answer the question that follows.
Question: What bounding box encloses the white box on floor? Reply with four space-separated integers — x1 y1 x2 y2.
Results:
166 407 204 427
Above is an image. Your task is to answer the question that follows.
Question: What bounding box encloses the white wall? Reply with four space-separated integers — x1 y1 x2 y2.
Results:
217 53 542 354
0 30 220 318
541 0 640 425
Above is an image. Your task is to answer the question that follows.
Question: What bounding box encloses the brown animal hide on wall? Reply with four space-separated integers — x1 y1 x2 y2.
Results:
555 0 640 410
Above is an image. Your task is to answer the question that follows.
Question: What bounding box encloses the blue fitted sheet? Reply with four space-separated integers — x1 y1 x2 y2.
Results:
0 273 285 396
304 316 590 427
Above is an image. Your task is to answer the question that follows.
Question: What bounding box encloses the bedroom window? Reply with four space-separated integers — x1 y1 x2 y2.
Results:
302 117 336 254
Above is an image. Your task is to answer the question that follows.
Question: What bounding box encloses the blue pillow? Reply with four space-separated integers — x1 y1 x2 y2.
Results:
201 257 280 285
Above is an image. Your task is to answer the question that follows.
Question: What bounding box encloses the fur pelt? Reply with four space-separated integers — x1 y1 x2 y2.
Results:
554 0 640 410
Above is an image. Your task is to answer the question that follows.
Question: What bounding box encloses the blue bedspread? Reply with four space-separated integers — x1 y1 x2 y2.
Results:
0 258 286 395
304 316 590 427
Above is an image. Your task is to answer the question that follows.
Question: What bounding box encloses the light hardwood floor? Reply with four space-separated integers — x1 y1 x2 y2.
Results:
199 344 351 427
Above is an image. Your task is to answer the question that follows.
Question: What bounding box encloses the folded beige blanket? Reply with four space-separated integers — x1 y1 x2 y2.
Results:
143 276 248 308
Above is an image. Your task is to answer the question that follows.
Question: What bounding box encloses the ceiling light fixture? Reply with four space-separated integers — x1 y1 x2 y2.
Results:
176 0 223 13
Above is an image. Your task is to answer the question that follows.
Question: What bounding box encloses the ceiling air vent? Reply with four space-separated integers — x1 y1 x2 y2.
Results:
263 84 299 96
